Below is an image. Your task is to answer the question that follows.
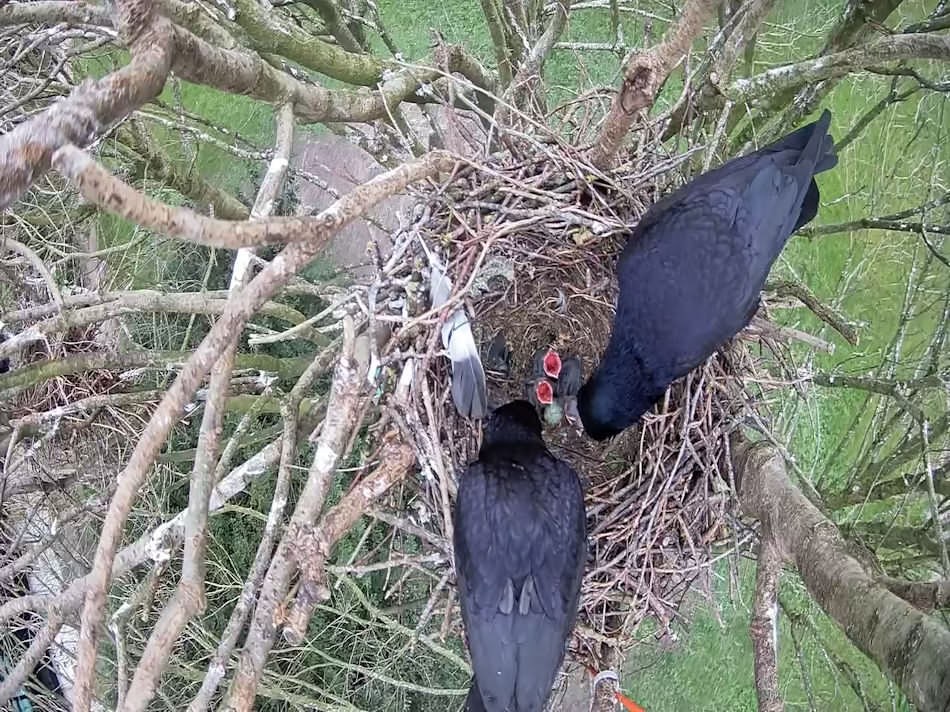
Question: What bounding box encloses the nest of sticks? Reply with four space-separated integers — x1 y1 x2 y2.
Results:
386 128 770 671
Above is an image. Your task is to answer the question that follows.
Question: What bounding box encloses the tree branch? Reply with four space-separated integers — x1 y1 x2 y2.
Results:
229 0 384 85
750 537 783 712
765 279 859 345
70 151 452 712
119 123 250 220
224 317 364 710
117 103 297 712
587 0 719 168
878 577 950 614
725 33 950 106
285 428 415 642
0 291 308 360
0 16 173 211
735 436 950 712
52 146 451 250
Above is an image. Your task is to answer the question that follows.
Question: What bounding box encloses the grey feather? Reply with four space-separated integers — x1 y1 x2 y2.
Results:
428 254 489 419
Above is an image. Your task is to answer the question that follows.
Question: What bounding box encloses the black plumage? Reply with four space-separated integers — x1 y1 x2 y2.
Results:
1 560 64 710
0 330 9 374
578 110 838 440
453 400 587 712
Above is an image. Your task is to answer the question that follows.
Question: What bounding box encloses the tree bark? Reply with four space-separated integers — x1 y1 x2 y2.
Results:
587 0 720 168
734 436 950 712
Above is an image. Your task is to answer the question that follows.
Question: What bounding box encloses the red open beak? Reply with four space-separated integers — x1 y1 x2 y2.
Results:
543 349 562 379
535 379 554 405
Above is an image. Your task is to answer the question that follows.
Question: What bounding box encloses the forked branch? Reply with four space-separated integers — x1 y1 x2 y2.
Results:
588 0 719 168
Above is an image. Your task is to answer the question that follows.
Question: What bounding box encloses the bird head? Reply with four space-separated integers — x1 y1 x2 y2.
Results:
576 372 658 441
482 400 543 450
576 381 623 441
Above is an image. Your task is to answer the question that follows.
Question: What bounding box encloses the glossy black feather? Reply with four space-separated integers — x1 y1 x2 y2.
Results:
578 110 838 440
454 401 587 712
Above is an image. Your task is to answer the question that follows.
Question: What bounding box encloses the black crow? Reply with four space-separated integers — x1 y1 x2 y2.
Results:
453 400 587 712
1 565 64 710
577 110 838 440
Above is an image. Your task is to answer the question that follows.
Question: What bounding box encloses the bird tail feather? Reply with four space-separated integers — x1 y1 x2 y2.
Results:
445 313 489 419
791 109 837 231
796 109 836 175
428 255 488 420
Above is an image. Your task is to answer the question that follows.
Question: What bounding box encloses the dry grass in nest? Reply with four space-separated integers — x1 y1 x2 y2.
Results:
401 137 758 668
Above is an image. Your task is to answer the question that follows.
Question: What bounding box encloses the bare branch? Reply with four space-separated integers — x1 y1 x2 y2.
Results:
0 237 64 309
0 291 307 360
224 317 364 710
0 17 173 211
735 436 950 712
750 538 783 712
119 122 250 220
0 0 110 27
186 342 336 712
588 0 719 168
230 0 385 85
117 103 298 712
765 279 859 345
52 146 451 249
878 577 950 614
285 428 415 642
726 33 950 106
70 151 452 711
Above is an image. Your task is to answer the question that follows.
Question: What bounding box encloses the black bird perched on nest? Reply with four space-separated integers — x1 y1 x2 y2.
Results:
576 110 839 441
453 400 587 712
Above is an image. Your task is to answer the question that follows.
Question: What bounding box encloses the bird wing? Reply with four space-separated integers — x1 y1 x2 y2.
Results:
454 454 586 712
618 132 827 384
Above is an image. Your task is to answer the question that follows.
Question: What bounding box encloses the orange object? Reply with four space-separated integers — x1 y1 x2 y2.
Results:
615 692 645 712
585 664 646 712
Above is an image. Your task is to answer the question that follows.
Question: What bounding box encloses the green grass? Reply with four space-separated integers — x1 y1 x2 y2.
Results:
623 560 904 712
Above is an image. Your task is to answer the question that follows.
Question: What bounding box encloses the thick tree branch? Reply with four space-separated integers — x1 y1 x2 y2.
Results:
878 577 950 614
299 0 364 53
735 436 950 712
725 33 950 106
119 123 250 220
224 317 364 710
117 104 297 712
0 16 173 211
750 538 783 712
0 0 109 27
588 0 719 168
729 0 906 147
230 0 384 85
285 428 415 642
53 146 450 250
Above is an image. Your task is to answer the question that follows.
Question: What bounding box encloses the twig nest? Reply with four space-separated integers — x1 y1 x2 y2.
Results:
399 136 771 668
